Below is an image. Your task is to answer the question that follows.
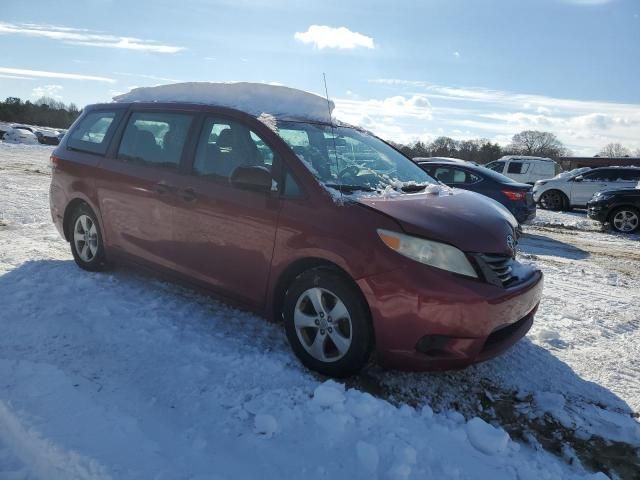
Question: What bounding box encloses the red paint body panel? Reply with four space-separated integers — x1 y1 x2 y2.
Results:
50 101 543 371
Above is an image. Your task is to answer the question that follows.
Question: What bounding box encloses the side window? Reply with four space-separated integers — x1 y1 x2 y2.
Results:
193 117 274 179
433 167 456 183
583 170 612 182
282 171 303 198
117 112 192 168
507 161 529 174
67 110 121 155
619 169 640 182
487 161 505 172
279 128 315 165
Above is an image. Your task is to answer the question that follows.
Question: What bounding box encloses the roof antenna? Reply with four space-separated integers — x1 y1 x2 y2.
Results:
323 73 343 200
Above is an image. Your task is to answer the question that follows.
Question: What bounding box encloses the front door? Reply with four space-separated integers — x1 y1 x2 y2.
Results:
570 169 614 206
171 115 281 308
97 110 194 269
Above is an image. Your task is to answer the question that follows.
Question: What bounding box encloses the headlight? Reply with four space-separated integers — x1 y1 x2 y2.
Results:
377 229 478 278
592 192 614 201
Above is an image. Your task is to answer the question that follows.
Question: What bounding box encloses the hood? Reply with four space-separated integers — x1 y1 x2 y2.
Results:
356 189 518 256
597 188 640 197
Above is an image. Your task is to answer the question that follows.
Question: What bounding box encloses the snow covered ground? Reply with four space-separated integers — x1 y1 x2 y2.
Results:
1 142 638 479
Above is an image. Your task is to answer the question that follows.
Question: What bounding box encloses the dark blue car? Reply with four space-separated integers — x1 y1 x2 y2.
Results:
416 158 536 224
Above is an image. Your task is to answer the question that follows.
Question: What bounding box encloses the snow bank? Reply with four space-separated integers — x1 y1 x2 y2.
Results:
113 82 334 122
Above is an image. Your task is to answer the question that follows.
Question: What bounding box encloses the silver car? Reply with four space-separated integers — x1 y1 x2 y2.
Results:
533 166 640 210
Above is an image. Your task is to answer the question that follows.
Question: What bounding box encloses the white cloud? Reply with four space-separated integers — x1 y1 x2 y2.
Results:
294 25 374 50
0 73 34 80
31 84 63 100
563 0 614 4
453 51 460 58
0 67 115 83
0 22 185 54
352 78 640 154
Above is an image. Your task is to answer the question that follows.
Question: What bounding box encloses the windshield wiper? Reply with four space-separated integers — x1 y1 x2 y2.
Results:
399 184 427 193
324 183 375 193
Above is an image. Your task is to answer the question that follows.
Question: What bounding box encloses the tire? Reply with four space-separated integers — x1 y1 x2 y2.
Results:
608 207 640 234
69 204 108 271
283 267 373 378
539 190 568 211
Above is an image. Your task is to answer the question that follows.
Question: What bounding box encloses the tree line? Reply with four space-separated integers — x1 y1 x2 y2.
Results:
389 130 571 165
0 97 81 130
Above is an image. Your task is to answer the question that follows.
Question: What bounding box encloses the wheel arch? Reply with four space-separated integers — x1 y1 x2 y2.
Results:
270 257 374 339
62 196 101 241
539 188 570 210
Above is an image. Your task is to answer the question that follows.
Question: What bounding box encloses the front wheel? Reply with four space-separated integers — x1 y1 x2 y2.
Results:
283 268 373 377
70 204 108 271
609 207 639 234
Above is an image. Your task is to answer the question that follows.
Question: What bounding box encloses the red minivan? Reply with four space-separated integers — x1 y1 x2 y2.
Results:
50 85 543 377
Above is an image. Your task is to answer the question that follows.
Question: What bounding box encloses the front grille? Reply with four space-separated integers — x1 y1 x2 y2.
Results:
474 254 518 287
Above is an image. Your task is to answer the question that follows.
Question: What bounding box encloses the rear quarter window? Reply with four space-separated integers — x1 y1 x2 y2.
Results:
67 110 122 155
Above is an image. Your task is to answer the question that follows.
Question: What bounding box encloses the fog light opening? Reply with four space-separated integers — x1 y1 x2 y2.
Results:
416 335 451 357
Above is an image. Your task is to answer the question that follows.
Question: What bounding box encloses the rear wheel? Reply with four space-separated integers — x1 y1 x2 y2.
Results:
69 204 108 271
283 268 372 377
609 207 639 234
539 190 568 211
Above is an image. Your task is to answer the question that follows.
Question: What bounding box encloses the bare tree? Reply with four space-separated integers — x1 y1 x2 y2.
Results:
429 136 459 157
507 130 568 159
599 143 631 157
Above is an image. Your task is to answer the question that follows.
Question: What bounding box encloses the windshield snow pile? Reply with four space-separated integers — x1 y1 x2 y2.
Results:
113 82 334 123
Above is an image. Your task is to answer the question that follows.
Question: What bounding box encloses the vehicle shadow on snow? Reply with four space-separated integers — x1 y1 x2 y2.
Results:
357 338 640 478
517 232 590 260
2 259 638 477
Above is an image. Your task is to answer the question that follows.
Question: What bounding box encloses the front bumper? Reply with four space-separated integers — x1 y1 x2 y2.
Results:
357 262 543 371
586 201 609 223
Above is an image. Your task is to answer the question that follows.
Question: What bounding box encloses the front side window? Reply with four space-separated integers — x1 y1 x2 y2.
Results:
582 170 613 182
117 112 193 168
193 117 274 179
68 110 121 154
278 122 435 193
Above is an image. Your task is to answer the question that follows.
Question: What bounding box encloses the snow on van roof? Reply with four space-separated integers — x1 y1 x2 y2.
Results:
112 82 335 123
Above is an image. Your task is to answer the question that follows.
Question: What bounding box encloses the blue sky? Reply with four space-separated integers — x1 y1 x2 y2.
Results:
1 0 639 154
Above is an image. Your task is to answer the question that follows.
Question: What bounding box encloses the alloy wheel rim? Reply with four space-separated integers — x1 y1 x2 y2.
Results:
613 210 639 232
542 192 561 210
73 214 99 262
293 287 352 363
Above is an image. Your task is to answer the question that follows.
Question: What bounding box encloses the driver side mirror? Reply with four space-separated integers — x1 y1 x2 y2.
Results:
230 166 273 192
574 175 584 182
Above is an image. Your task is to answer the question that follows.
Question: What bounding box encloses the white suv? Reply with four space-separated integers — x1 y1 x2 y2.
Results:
532 167 640 210
485 156 561 184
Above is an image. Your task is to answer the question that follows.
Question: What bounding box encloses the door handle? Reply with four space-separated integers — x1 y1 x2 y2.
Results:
180 187 197 202
153 183 174 195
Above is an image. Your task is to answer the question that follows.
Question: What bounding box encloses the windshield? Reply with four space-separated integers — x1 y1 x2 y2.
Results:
277 121 436 192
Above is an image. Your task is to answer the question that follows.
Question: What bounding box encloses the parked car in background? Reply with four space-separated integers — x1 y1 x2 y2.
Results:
587 188 640 233
533 166 640 210
3 125 40 145
35 129 62 146
413 156 477 165
486 156 561 184
49 82 543 377
416 158 536 224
